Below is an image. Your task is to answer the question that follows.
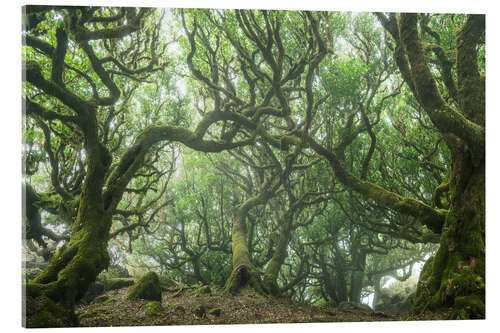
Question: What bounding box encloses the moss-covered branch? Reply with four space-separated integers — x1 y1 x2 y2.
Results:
308 135 446 233
66 8 149 41
24 60 88 115
398 13 484 155
456 14 485 125
24 98 78 123
103 123 253 214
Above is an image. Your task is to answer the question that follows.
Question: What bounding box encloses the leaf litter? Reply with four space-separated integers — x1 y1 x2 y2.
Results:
76 285 404 327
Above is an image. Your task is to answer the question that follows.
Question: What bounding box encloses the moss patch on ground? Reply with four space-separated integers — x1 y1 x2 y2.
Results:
126 271 162 301
146 301 166 316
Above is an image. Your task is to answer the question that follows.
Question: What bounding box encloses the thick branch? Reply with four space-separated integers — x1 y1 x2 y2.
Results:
308 135 446 234
398 13 484 154
103 123 253 213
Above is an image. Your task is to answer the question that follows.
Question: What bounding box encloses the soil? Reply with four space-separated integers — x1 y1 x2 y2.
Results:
76 285 410 327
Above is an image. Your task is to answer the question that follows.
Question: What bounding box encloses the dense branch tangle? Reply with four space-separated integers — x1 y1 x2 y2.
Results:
373 12 485 318
22 7 484 326
22 6 256 327
177 9 332 294
178 10 484 318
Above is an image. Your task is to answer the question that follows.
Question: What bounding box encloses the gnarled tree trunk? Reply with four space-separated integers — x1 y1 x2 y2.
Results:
372 12 485 318
224 205 268 294
25 121 112 327
224 173 280 295
262 216 293 296
411 150 484 318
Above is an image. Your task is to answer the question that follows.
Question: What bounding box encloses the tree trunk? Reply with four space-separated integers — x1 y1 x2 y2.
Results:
24 123 112 327
318 246 348 305
349 271 364 303
411 152 485 319
224 176 278 295
349 250 366 303
262 213 293 296
224 207 267 294
25 201 112 327
373 13 486 319
372 275 382 310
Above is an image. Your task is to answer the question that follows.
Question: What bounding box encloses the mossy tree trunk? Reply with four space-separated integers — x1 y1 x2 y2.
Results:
394 13 484 319
349 249 367 303
318 245 348 305
306 13 485 318
261 187 324 296
411 151 484 318
25 107 113 327
224 199 269 295
262 213 293 295
224 176 278 295
376 13 485 318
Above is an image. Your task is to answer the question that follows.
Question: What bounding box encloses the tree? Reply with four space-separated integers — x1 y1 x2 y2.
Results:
22 6 252 327
375 13 485 319
127 151 234 285
22 6 485 325
178 8 332 294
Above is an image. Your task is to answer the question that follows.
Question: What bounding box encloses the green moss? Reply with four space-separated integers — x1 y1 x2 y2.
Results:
224 269 242 294
191 304 205 317
452 295 485 319
81 280 105 303
447 270 484 297
27 310 65 328
25 295 77 328
208 307 222 316
231 219 252 268
171 302 185 312
224 264 267 295
411 168 485 319
104 277 135 290
263 224 291 297
101 298 114 306
126 271 162 301
410 255 435 315
92 295 114 306
159 275 177 290
145 301 165 316
280 135 301 151
313 298 335 308
262 273 279 296
25 267 44 281
191 285 211 296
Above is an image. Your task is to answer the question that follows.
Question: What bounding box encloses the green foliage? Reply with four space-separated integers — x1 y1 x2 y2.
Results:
23 6 483 322
207 308 221 316
324 58 369 104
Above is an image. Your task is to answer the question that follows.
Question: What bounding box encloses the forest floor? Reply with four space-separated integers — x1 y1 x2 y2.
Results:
75 284 424 327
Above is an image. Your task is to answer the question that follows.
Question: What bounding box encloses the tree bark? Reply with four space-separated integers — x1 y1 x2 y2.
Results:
25 117 112 326
411 152 485 318
376 13 485 319
262 213 293 295
349 250 367 303
224 206 267 294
